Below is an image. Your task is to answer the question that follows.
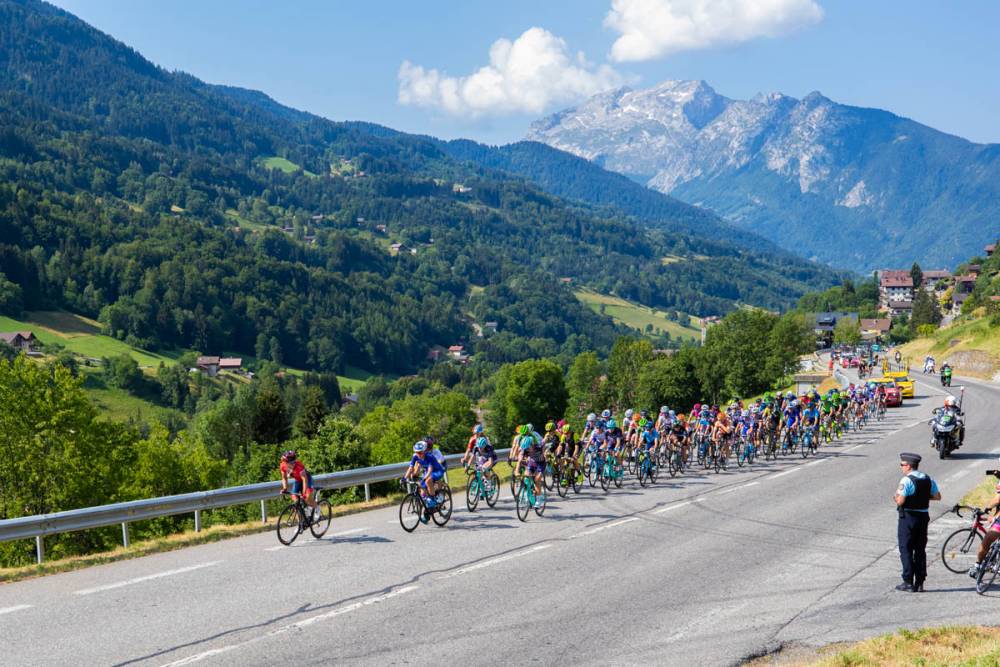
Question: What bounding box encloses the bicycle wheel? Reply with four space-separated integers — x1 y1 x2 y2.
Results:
626 448 637 475
613 462 624 488
600 463 610 492
399 494 422 532
800 435 809 459
485 471 501 507
940 528 982 574
431 488 453 526
637 456 649 487
571 465 582 494
276 504 303 545
555 467 568 498
534 490 547 517
466 476 481 512
543 461 555 492
976 550 1000 595
516 484 530 522
309 499 333 538
648 458 658 484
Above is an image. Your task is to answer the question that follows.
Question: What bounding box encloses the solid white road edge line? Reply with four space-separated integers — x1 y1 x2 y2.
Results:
0 604 32 615
159 585 420 666
73 561 223 596
438 544 553 579
715 482 759 496
571 517 640 539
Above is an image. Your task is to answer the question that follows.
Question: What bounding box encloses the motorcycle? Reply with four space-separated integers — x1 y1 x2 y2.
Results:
941 366 953 387
929 407 960 459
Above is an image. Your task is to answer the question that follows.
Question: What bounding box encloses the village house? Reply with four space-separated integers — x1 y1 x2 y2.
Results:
859 318 891 340
887 300 913 319
920 269 951 292
196 356 221 376
878 270 914 309
219 357 243 374
0 331 38 354
986 243 996 257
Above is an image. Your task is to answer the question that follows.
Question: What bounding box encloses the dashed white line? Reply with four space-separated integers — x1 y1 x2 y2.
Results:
844 444 864 452
74 561 223 596
770 467 800 479
0 604 32 615
571 517 639 538
160 585 419 666
715 482 759 496
654 501 693 514
805 457 830 467
438 544 552 579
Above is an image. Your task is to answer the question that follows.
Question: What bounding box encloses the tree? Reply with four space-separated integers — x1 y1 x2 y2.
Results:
635 347 701 412
564 351 604 425
698 310 776 401
104 354 142 392
361 388 474 465
607 337 653 408
766 312 814 382
293 385 328 438
0 273 23 316
888 313 914 344
910 262 923 289
833 318 862 346
488 359 567 440
252 380 291 445
911 287 942 328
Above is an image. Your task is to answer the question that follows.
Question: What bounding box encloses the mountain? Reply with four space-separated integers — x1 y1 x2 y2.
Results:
528 80 1000 271
0 1 839 376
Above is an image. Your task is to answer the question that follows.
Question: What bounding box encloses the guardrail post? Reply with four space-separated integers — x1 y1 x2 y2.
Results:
194 510 201 533
121 522 130 548
260 500 267 524
35 535 44 564
364 483 370 502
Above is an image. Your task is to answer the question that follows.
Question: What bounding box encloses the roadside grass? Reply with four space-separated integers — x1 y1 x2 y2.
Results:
961 475 997 508
0 461 522 584
574 288 701 340
900 317 1000 379
0 312 177 367
258 156 318 178
750 626 1000 666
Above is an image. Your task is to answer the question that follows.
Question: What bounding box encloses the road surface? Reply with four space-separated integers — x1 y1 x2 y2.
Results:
1 369 997 666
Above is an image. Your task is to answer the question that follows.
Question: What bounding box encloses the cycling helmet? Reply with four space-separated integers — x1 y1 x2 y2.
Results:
473 424 484 434
601 409 612 419
945 396 957 407
789 400 799 408
281 450 297 463
640 410 649 419
606 418 618 430
741 409 750 418
660 406 669 414
587 413 597 422
668 410 675 417
643 419 653 430
525 423 534 433
561 424 571 434
625 409 634 418
413 441 427 453
557 419 567 428
545 421 555 432
785 392 794 399
425 435 436 446
518 425 529 436
476 436 489 450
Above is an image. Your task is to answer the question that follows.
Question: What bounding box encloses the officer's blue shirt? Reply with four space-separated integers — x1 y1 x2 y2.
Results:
897 471 939 512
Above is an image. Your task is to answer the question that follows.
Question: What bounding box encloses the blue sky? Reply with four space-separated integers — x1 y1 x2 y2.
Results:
51 0 1000 146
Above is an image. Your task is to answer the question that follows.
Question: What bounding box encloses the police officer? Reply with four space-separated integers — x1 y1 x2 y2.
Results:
894 452 941 592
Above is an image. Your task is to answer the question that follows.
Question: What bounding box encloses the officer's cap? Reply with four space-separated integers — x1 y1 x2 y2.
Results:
900 452 922 465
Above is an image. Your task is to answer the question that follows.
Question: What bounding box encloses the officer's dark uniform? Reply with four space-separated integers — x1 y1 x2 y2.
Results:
895 452 939 592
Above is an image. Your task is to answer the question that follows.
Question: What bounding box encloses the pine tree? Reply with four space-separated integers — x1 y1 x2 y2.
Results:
294 386 328 439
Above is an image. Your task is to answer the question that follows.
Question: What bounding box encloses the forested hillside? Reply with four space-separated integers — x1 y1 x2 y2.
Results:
0 0 837 378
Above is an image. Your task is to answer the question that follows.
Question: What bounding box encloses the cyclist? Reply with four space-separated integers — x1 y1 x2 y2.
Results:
638 419 659 468
279 450 321 516
405 440 446 518
606 416 624 468
556 423 580 477
472 435 497 473
513 425 546 508
801 398 819 443
462 425 493 471
464 424 486 460
969 468 1000 579
711 410 732 463
581 413 598 442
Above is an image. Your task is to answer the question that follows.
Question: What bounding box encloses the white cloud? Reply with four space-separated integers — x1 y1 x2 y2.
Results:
605 0 824 62
398 27 624 116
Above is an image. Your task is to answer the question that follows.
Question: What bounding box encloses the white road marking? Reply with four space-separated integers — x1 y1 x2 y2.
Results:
715 482 759 496
571 517 640 538
653 501 693 514
805 457 830 467
770 467 800 479
438 544 552 579
74 561 223 596
0 604 32 615
160 585 419 666
844 444 864 452
266 527 370 550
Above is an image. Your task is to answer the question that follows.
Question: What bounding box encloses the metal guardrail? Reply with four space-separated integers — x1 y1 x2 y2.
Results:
0 448 510 563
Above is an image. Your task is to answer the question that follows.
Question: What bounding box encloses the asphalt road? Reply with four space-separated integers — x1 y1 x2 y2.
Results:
1 367 998 666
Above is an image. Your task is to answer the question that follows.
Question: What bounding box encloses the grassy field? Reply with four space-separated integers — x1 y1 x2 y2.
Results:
83 382 186 424
0 312 176 367
898 317 1000 380
223 208 269 232
574 288 701 341
258 156 318 178
962 475 997 508
750 626 1000 666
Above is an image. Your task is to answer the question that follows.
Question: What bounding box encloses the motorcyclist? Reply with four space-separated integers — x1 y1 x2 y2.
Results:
943 395 965 445
923 355 935 374
940 362 953 387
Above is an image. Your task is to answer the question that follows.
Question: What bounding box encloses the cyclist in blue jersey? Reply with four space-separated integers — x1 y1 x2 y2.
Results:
405 440 446 518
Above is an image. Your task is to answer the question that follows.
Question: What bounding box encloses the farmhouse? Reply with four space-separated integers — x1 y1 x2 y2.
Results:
0 331 38 353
